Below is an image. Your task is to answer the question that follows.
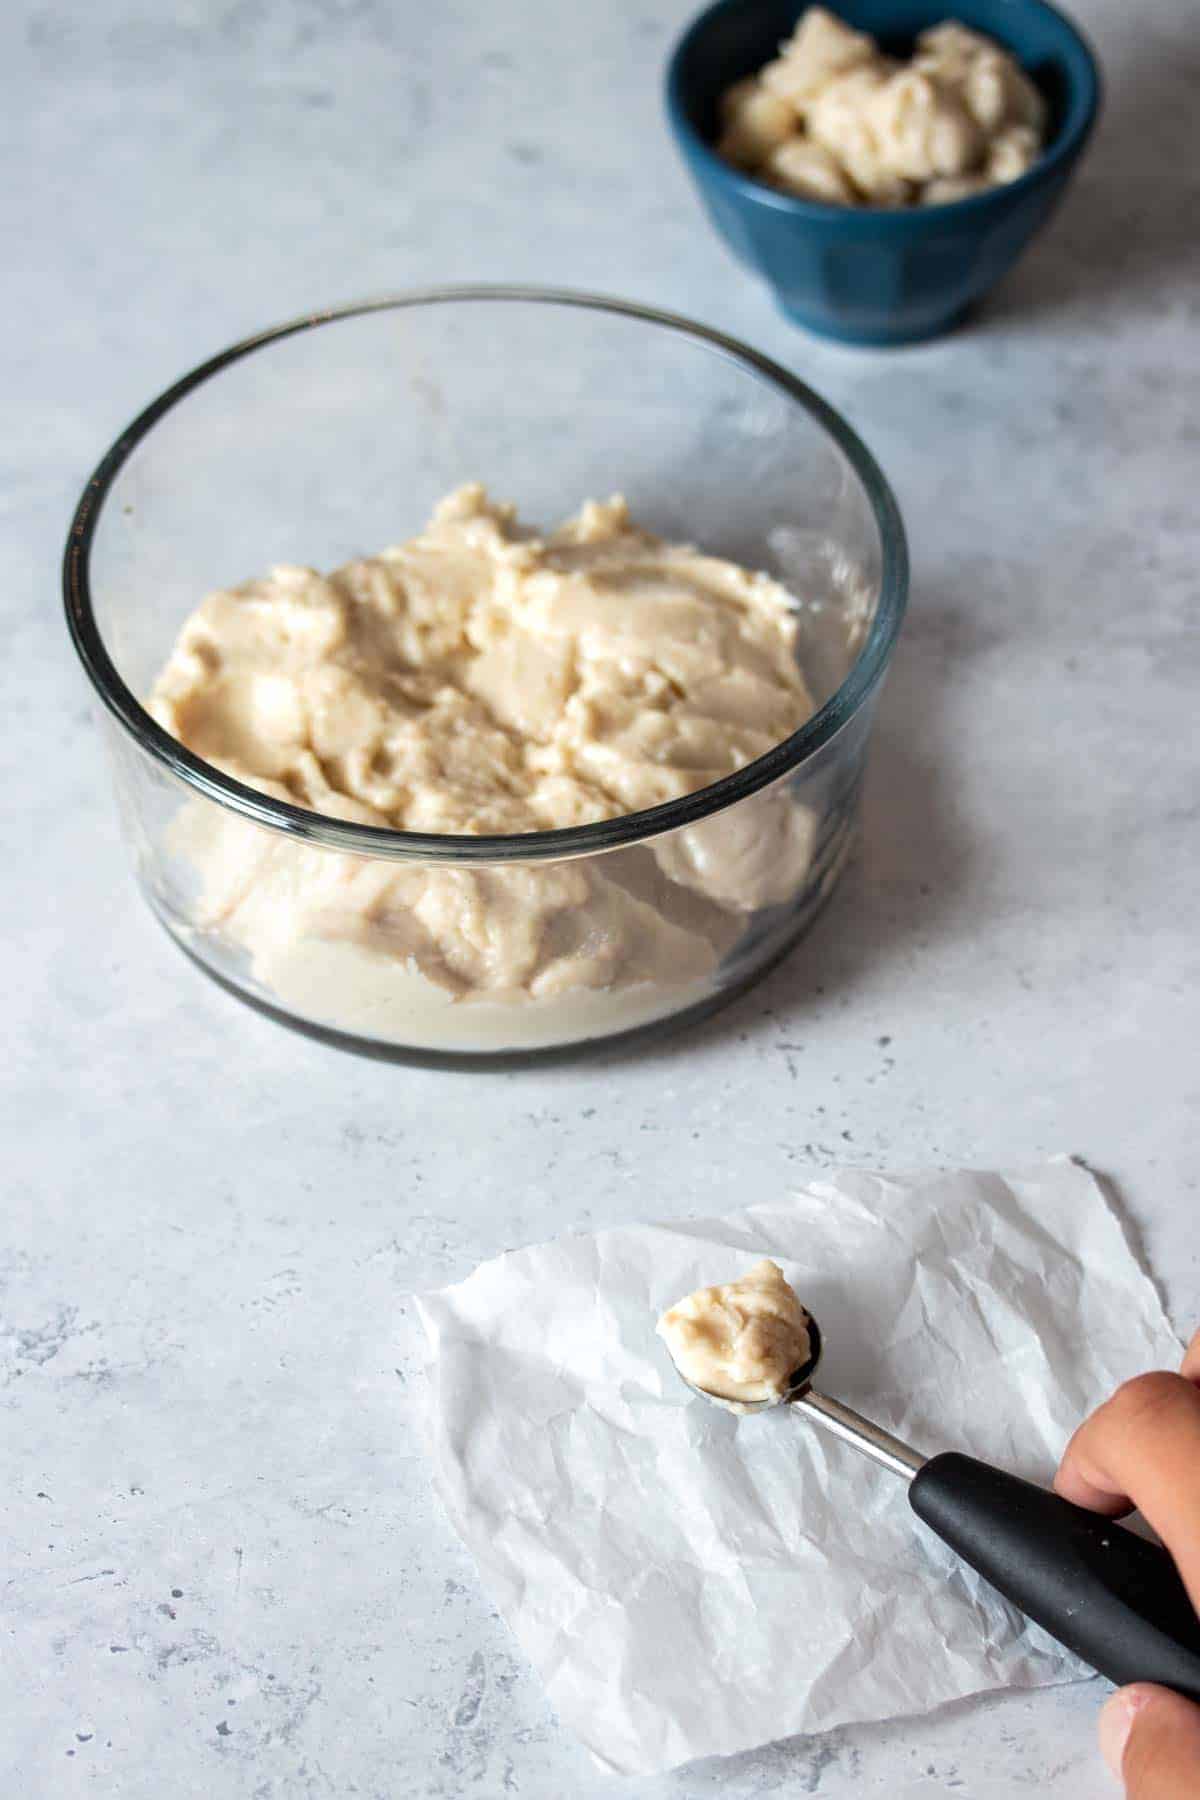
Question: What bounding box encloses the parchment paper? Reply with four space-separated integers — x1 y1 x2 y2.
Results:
416 1158 1182 1776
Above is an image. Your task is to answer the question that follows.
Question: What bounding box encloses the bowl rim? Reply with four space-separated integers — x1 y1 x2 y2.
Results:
665 0 1102 223
63 285 908 865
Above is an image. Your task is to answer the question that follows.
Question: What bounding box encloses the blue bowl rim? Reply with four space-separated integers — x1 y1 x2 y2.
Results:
63 286 909 866
666 0 1102 222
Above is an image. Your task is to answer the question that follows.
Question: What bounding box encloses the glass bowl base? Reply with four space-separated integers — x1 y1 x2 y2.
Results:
152 877 844 1070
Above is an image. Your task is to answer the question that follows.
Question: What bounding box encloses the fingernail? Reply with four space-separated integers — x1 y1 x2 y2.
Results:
1098 1687 1148 1777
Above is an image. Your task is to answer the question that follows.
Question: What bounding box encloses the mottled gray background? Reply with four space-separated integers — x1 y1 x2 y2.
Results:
5 0 1199 1795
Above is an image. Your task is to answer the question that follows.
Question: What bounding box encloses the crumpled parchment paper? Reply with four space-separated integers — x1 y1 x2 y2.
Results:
415 1158 1181 1776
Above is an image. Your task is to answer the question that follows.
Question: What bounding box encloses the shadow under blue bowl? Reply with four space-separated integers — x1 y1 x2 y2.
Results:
666 0 1101 345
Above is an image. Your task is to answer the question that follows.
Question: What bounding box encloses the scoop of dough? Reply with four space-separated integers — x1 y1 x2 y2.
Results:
986 122 1042 183
719 75 760 122
965 49 1046 134
657 1259 812 1405
764 133 857 204
760 5 879 116
717 84 796 168
807 64 913 204
866 68 982 182
914 20 997 81
916 24 1046 136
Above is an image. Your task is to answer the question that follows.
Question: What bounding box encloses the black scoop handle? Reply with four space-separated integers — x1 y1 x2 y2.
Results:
909 1452 1200 1700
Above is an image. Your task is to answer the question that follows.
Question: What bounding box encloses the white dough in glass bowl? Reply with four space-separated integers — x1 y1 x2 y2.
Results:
148 485 822 1046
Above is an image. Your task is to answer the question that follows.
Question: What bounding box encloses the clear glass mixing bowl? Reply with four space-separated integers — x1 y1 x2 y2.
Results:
64 289 907 1063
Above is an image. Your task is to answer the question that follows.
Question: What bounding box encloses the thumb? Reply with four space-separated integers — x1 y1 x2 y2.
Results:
1100 1684 1200 1797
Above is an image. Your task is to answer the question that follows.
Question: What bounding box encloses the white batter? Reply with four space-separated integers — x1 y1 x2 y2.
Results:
719 9 1047 206
150 486 817 1047
658 1259 813 1404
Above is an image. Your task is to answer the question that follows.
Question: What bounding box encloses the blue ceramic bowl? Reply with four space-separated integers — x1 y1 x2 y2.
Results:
666 0 1101 344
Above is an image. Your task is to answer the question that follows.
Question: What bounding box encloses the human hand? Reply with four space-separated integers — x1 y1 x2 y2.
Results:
1054 1327 1200 1796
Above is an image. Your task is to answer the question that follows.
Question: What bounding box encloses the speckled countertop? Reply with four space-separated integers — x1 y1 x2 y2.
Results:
5 0 1199 1794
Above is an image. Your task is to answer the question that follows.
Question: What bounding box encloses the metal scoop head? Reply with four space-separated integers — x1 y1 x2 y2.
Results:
673 1310 923 1477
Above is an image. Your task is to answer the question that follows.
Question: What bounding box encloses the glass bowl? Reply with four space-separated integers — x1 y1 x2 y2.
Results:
63 289 908 1064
